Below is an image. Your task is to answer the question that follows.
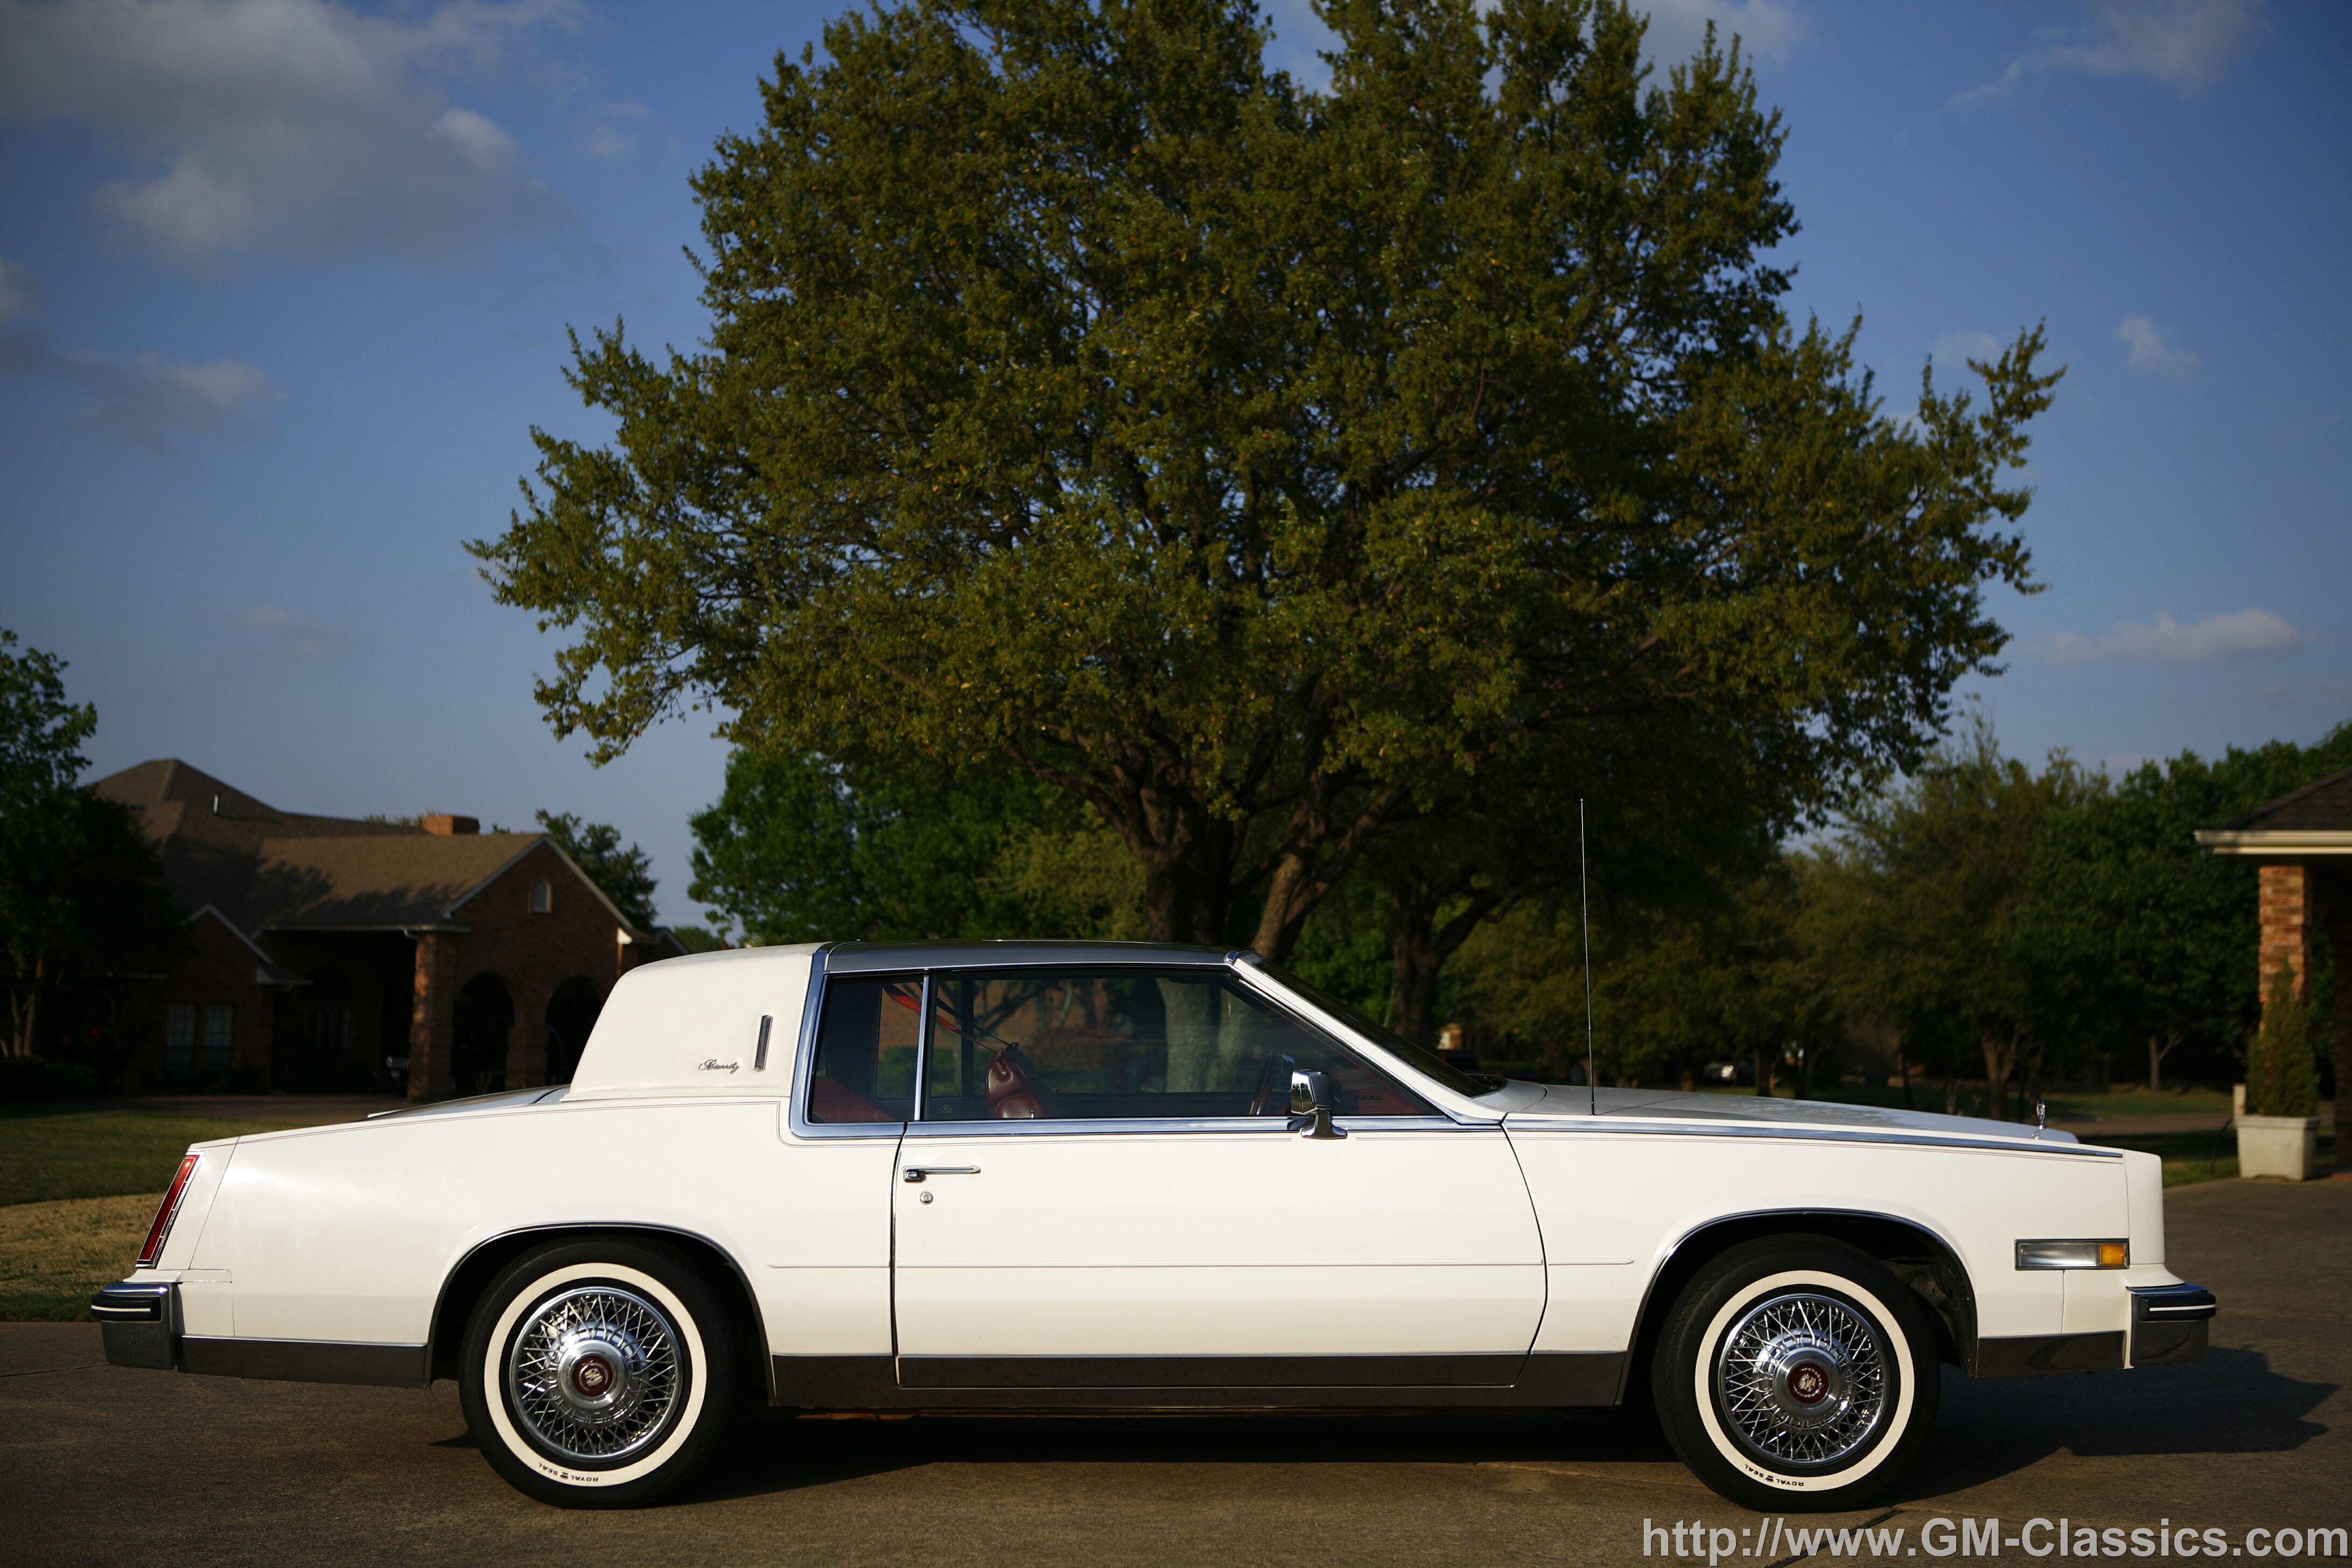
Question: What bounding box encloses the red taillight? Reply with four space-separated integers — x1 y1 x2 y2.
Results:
137 1154 201 1269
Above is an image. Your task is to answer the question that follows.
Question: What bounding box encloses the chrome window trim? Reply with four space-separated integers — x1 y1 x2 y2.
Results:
825 940 1230 975
789 954 1457 1137
900 1114 1474 1139
785 947 911 1142
1226 953 1495 1127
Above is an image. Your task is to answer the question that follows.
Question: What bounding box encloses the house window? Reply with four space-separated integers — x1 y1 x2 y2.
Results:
530 878 551 914
166 1004 235 1075
201 1005 235 1073
165 1004 195 1075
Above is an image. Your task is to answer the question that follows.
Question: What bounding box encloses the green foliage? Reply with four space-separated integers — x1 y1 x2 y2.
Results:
0 629 181 1059
2247 964 2321 1119
688 747 1142 946
474 0 2059 960
668 925 728 954
535 810 661 929
0 628 96 813
2020 720 2352 1087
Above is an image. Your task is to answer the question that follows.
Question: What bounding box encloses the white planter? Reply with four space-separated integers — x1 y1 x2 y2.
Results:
2237 1114 2320 1182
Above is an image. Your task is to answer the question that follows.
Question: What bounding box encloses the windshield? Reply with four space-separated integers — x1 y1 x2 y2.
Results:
1244 958 1507 1099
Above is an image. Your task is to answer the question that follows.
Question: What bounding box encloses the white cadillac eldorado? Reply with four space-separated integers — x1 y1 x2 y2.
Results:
93 941 2215 1510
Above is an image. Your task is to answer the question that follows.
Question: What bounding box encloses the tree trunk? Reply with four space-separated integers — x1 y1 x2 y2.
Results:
1980 1030 2018 1122
2147 1033 2161 1094
1897 1038 1913 1111
1384 876 1503 1049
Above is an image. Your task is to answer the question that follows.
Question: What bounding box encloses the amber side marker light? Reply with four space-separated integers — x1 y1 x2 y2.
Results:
2014 1238 2129 1270
136 1154 201 1269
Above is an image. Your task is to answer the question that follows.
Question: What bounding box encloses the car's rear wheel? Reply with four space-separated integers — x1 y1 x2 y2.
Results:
460 1237 736 1508
1653 1236 1939 1513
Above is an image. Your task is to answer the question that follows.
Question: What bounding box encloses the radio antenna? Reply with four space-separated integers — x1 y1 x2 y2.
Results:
1580 797 1597 1117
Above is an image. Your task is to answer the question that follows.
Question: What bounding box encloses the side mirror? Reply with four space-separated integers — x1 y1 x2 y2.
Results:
1288 1069 1347 1140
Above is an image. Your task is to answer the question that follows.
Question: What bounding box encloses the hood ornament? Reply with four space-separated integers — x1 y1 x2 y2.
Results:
2033 1098 2048 1139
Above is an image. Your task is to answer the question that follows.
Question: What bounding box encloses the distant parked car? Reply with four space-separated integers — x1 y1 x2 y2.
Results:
94 941 2214 1511
1699 1060 1742 1084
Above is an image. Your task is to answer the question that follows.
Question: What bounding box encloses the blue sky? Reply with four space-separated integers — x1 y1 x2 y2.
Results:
1 0 2344 927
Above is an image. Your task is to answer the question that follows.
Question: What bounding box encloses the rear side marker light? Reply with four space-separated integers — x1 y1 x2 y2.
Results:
2015 1238 2129 1270
137 1154 201 1269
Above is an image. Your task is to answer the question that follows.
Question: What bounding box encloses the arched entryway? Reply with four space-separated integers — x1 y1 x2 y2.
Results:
544 977 604 1085
452 973 514 1096
282 965 360 1091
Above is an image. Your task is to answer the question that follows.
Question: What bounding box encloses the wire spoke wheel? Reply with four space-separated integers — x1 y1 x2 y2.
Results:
504 1284 687 1466
1712 1290 1889 1469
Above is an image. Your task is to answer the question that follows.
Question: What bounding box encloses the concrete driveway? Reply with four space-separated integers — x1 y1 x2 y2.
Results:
6 1179 2346 1566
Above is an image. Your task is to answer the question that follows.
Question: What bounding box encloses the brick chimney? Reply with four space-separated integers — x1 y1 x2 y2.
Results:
422 814 480 836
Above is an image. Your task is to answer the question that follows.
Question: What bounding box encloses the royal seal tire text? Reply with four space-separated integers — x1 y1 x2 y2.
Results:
459 1238 737 1508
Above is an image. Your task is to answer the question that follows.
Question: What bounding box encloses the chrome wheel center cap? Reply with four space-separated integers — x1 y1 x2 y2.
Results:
553 1331 643 1419
1758 1332 1853 1430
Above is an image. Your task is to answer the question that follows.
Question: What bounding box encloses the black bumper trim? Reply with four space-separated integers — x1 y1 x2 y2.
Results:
93 1283 179 1371
179 1336 429 1387
1971 1331 2127 1377
2130 1283 2215 1366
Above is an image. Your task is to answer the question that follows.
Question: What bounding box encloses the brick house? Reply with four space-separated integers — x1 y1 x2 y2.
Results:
2195 764 2352 1099
93 760 680 1098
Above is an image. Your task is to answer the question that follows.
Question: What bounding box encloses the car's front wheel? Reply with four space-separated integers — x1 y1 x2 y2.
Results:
1653 1236 1940 1512
460 1237 736 1508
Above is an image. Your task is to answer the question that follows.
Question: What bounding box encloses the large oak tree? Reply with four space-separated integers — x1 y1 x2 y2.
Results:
476 0 2058 957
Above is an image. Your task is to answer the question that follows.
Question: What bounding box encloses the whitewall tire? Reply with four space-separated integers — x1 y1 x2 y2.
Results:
1653 1236 1940 1513
460 1238 737 1508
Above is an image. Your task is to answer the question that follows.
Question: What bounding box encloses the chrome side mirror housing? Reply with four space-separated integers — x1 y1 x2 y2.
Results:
1289 1069 1347 1140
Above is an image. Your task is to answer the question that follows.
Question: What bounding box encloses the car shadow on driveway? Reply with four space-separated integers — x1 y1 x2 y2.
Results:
647 1345 2333 1512
1895 1346 2335 1501
670 1406 1693 1506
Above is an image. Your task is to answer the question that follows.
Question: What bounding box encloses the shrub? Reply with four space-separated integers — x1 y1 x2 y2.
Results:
2246 964 2321 1119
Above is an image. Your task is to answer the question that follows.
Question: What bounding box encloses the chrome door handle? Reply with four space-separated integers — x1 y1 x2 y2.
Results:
902 1165 981 1182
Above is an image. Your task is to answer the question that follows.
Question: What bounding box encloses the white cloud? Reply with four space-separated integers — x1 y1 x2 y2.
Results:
1641 0 1801 70
579 99 648 162
0 0 578 266
2116 315 2200 381
2039 607 2308 665
1955 0 2260 108
0 260 278 446
66 348 278 447
231 604 353 662
0 257 36 323
1933 331 2001 369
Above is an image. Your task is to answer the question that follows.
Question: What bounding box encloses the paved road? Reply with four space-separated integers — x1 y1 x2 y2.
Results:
7 1180 2347 1567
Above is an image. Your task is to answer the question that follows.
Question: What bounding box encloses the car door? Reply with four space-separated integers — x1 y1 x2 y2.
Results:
887 964 1546 1394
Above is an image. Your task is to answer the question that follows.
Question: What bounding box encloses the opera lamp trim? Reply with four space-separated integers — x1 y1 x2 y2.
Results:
2014 1238 2129 1271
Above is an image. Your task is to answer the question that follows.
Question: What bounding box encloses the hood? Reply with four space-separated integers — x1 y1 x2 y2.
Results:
1501 1084 2076 1145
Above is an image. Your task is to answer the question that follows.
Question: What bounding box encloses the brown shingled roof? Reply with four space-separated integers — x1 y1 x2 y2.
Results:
249 833 542 929
2220 765 2352 834
90 759 645 938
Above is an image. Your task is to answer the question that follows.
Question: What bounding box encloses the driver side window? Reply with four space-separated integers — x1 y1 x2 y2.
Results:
920 968 1429 1122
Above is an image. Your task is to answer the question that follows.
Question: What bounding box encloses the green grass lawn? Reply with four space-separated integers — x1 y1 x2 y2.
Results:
0 1105 303 1320
0 1106 299 1207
